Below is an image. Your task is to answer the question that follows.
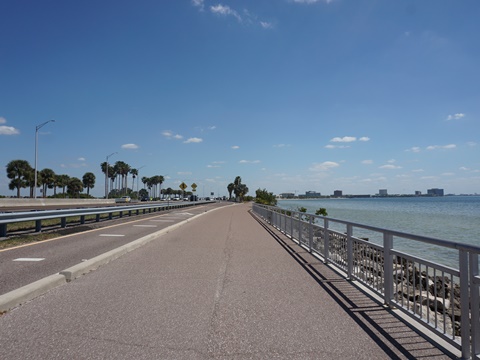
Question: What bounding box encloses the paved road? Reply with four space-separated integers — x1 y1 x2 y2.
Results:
0 203 456 359
0 202 226 295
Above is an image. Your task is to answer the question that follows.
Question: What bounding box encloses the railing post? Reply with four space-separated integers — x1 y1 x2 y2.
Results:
470 252 479 358
61 217 67 228
383 233 393 307
80 215 85 225
308 216 313 253
298 213 303 245
459 249 471 360
323 218 329 264
347 224 353 280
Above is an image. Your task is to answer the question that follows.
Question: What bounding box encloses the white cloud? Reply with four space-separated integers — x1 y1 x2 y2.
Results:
387 159 396 164
177 171 192 175
231 145 240 150
121 143 139 150
309 161 339 172
0 117 20 135
460 167 469 171
331 136 356 143
192 0 204 11
426 144 456 150
260 21 273 29
208 125 216 130
78 157 86 161
361 160 373 165
442 172 455 176
406 146 421 153
207 165 220 168
162 130 183 140
467 141 477 147
210 4 242 22
325 144 349 149
359 137 370 142
412 169 424 172
446 113 465 121
379 164 402 169
274 143 291 148
239 160 261 164
184 137 203 144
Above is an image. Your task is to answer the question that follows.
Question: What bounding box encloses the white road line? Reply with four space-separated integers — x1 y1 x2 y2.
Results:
150 219 175 222
174 212 194 216
99 234 125 237
13 258 45 262
133 225 157 228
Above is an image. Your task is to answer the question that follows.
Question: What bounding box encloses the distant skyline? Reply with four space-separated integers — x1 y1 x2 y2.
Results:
1 0 479 197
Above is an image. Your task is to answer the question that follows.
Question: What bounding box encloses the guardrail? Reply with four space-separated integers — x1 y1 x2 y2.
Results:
0 201 209 238
252 203 480 359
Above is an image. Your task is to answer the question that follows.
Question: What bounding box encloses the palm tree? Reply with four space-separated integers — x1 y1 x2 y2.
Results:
130 168 138 192
56 174 70 197
82 172 96 196
67 177 83 198
227 183 234 200
6 160 32 198
114 161 131 194
40 168 56 197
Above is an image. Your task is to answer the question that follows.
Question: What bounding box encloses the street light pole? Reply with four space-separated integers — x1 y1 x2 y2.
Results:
105 152 117 199
34 120 55 199
136 165 145 194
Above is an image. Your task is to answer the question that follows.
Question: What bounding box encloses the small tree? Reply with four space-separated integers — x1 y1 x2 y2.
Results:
255 188 277 206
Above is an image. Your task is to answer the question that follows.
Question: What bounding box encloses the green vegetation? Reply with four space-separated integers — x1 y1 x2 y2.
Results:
227 176 249 202
255 188 277 206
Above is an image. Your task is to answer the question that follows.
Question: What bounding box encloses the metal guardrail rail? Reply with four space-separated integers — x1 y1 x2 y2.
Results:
252 203 480 359
0 201 210 238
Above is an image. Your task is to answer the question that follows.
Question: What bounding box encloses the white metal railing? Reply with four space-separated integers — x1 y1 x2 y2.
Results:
253 203 480 359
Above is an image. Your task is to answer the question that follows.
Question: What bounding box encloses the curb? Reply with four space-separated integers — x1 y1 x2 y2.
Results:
0 205 228 313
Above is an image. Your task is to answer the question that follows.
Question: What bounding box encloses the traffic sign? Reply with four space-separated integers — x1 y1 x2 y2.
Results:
191 183 197 192
179 182 187 191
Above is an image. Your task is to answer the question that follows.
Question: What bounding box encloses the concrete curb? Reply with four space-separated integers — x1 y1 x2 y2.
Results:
0 205 229 313
0 274 66 313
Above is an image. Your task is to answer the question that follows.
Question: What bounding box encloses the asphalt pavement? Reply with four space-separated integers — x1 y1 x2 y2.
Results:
0 203 457 359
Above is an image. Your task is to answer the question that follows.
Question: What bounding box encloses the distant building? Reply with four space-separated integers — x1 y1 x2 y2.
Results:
333 190 343 197
279 193 295 199
379 189 388 196
305 191 321 198
415 191 422 196
427 188 444 196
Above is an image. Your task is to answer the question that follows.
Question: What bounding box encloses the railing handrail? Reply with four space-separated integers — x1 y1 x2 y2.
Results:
265 204 480 254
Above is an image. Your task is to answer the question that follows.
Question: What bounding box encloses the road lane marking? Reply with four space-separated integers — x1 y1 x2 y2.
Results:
150 219 175 222
13 258 45 262
133 225 157 228
99 234 125 237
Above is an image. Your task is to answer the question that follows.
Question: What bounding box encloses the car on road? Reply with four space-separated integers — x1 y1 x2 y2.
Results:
115 196 131 203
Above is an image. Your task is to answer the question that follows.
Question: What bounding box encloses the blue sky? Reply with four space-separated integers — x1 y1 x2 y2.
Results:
1 0 479 197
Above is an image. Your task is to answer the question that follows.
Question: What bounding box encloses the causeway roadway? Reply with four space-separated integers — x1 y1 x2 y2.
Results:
0 203 457 359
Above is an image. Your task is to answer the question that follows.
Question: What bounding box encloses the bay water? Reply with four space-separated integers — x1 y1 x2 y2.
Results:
277 196 480 268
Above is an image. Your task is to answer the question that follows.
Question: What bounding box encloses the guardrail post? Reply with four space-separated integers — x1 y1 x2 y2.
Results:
459 249 471 360
108 212 113 220
80 215 85 225
35 219 42 233
383 233 393 307
323 218 329 264
308 216 313 253
0 224 7 237
470 252 479 357
119 211 123 218
96 214 100 222
61 217 67 228
347 224 353 280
